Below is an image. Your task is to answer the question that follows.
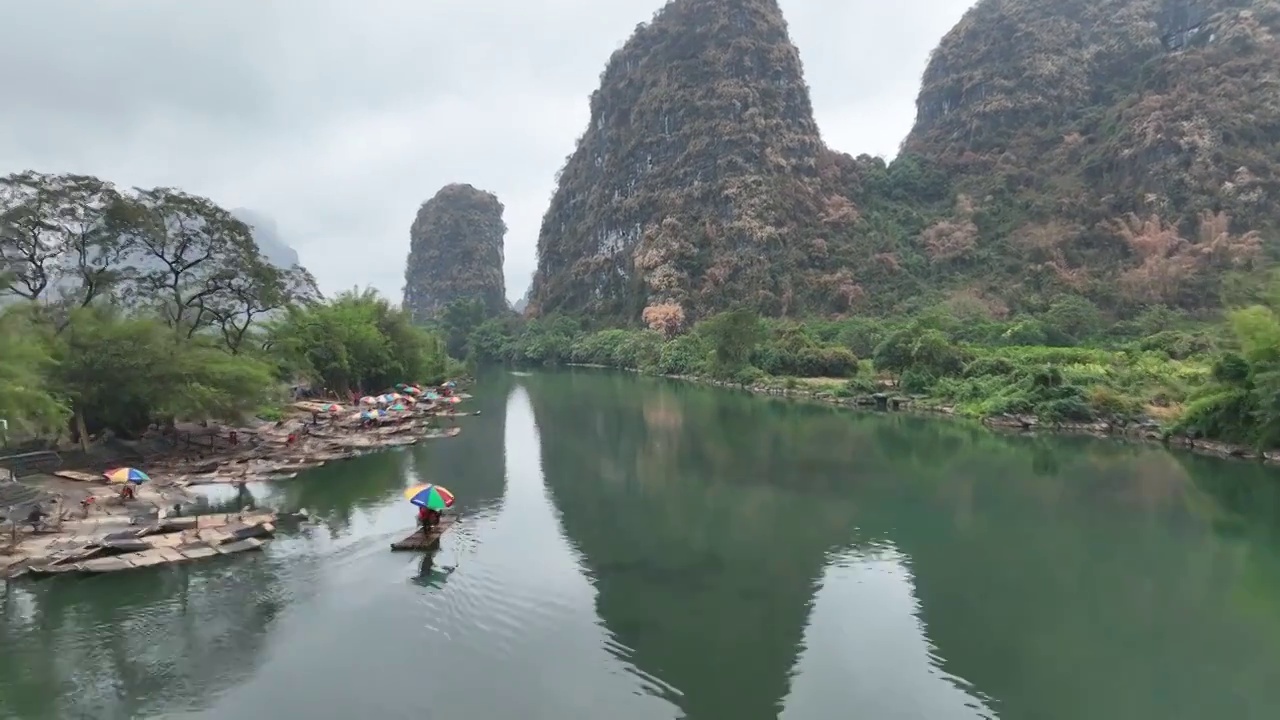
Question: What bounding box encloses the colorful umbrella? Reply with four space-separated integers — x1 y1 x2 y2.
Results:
321 403 342 413
404 386 423 396
444 381 457 388
447 396 462 404
404 483 455 510
104 467 149 485
360 396 378 405
389 403 407 411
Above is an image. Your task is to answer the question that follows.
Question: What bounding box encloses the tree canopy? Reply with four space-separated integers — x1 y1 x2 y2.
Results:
268 288 452 395
0 171 457 446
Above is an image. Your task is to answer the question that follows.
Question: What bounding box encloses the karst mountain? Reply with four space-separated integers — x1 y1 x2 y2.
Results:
528 0 1279 321
403 184 508 322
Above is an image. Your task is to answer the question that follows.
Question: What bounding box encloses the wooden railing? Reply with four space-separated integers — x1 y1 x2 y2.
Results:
0 451 63 479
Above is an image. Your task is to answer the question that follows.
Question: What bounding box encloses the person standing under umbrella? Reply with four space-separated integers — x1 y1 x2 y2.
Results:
406 483 453 534
418 505 438 532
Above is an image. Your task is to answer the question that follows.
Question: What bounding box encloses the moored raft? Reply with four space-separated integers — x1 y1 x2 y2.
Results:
390 515 457 551
13 512 277 578
25 537 268 576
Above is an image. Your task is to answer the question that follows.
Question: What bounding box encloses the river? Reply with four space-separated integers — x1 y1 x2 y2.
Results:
3 369 1280 720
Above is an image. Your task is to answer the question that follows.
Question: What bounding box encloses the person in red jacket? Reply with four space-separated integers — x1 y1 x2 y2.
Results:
418 506 439 532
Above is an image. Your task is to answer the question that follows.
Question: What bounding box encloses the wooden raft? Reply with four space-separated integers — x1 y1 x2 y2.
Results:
390 515 457 551
20 514 276 577
25 537 268 576
53 470 106 482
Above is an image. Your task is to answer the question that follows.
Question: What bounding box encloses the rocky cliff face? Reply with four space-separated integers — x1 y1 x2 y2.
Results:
896 0 1280 310
532 0 1279 320
403 184 507 321
529 0 862 322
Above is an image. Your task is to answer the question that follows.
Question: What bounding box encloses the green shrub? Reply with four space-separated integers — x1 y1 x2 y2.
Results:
732 365 766 387
899 368 936 394
656 334 709 376
1087 386 1142 418
843 377 879 395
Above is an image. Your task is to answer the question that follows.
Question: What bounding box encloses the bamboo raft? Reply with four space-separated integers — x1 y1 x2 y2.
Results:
8 512 277 578
170 427 464 487
390 515 457 551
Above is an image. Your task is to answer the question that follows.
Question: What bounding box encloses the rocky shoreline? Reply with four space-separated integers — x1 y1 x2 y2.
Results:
146 396 474 487
562 364 1277 465
692 376 1280 464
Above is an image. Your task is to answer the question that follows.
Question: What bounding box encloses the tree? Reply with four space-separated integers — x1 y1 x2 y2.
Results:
50 306 279 445
873 329 917 376
0 307 65 437
697 308 764 376
209 257 319 354
269 289 451 394
0 172 62 301
1173 272 1280 447
642 303 686 338
115 187 263 337
1042 295 1102 344
437 297 488 358
0 172 134 313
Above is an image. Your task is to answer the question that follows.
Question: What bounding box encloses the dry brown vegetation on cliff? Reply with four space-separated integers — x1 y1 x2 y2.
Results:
530 0 1280 324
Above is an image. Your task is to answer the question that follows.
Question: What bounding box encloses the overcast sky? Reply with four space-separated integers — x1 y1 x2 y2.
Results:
0 0 975 304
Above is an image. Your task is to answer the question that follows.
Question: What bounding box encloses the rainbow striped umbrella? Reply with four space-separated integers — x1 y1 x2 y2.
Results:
104 467 149 485
404 483 454 510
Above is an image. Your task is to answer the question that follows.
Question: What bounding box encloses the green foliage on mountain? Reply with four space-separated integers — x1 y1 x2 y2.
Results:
530 0 1280 325
403 184 507 322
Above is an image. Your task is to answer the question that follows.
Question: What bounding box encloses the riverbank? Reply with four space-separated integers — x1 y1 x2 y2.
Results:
692 374 1280 464
1 387 476 579
565 364 1278 464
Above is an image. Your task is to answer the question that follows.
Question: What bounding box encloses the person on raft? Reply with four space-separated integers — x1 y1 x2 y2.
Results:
418 506 440 532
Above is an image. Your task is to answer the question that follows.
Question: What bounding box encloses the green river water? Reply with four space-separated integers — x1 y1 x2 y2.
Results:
3 369 1280 720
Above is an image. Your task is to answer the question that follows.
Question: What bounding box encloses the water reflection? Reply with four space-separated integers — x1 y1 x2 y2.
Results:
523 368 1280 720
525 371 863 720
411 550 458 589
782 546 996 720
5 368 1280 720
0 557 288 719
